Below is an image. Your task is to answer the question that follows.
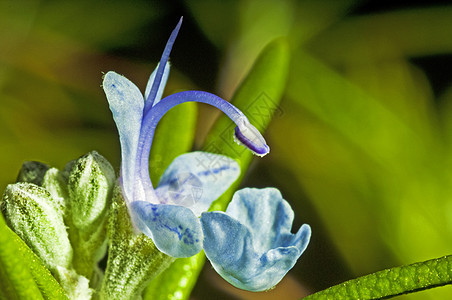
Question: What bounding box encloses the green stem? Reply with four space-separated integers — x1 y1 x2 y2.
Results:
68 216 107 282
305 255 452 299
99 186 174 299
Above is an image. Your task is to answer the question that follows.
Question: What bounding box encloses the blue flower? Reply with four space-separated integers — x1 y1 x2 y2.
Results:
103 17 311 291
103 18 268 258
201 188 311 291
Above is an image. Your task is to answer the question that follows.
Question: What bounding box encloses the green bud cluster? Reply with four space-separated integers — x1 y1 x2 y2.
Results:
1 151 175 299
1 151 115 299
65 152 115 281
2 183 72 271
68 153 115 229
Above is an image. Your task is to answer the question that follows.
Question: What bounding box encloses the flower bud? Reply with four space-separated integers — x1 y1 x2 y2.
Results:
42 168 68 213
16 161 50 185
67 151 115 230
1 182 72 271
54 266 92 300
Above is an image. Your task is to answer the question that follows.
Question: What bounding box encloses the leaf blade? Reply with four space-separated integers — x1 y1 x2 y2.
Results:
304 255 452 299
0 214 68 299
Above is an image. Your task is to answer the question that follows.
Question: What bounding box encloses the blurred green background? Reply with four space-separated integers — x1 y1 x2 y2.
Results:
1 0 452 299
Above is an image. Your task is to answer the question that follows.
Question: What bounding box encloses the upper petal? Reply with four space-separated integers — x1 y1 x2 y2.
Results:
144 62 170 107
103 71 144 202
129 201 203 257
200 187 311 291
156 152 240 216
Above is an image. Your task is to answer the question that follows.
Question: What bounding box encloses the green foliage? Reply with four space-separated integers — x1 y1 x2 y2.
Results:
271 13 452 291
1 152 118 298
305 255 452 299
0 214 67 300
143 253 205 300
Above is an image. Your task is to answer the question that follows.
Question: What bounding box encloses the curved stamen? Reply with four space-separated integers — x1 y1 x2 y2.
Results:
134 91 269 202
144 17 183 112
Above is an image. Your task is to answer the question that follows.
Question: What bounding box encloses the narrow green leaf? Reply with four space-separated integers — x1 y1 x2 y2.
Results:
0 215 43 300
143 38 290 300
143 253 205 300
305 255 452 299
0 214 68 299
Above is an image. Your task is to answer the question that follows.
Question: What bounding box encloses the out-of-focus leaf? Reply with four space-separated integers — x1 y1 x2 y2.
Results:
0 214 67 299
438 85 452 218
270 96 398 273
289 0 358 46
36 0 163 48
308 6 452 65
439 85 452 149
269 50 452 299
196 0 357 98
213 0 295 98
184 0 240 47
143 253 205 300
286 51 421 163
344 58 437 141
187 0 357 49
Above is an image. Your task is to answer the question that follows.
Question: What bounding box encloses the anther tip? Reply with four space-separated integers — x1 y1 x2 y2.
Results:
234 125 270 157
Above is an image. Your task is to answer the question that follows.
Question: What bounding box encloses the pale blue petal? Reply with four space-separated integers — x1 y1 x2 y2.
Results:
156 152 240 216
144 62 170 107
200 188 311 292
129 201 203 258
226 188 310 253
103 71 144 201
